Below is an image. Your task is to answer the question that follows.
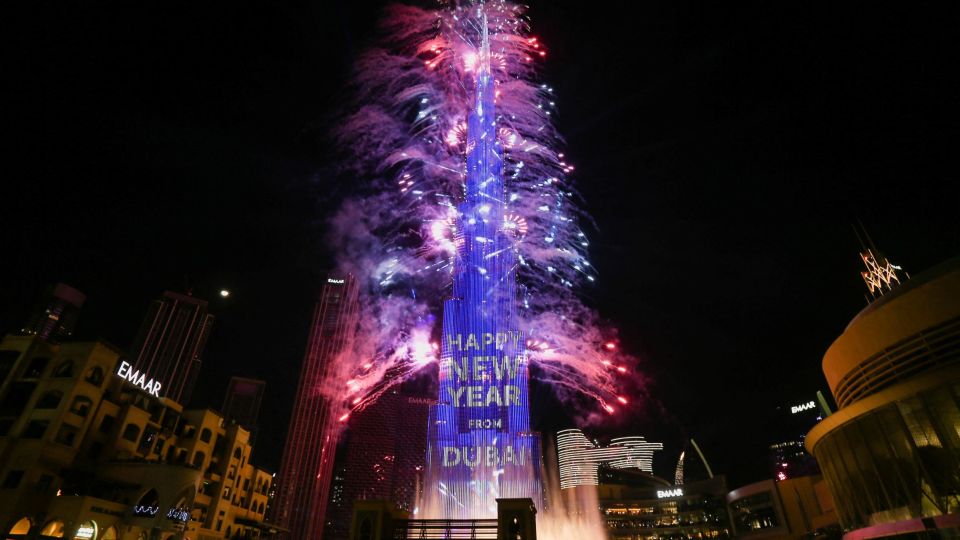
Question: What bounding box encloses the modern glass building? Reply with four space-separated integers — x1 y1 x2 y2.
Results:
806 257 960 538
767 396 825 482
271 275 360 540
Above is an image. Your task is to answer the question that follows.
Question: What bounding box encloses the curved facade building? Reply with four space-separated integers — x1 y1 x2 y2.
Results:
807 257 960 538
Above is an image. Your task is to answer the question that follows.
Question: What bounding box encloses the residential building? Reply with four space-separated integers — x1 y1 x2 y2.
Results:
0 334 273 540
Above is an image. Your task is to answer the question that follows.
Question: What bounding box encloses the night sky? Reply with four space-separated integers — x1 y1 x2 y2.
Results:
5 1 959 487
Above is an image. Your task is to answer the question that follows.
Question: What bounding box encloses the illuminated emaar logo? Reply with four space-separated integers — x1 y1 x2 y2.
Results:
791 401 816 414
657 488 683 498
116 361 162 398
327 278 345 284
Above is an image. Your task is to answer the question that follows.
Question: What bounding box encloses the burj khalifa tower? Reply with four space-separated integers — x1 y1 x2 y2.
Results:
424 14 543 519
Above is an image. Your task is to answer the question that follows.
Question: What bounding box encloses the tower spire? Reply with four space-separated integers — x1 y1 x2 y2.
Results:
479 10 490 76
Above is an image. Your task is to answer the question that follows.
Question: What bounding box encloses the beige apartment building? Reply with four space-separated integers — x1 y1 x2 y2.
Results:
0 335 273 540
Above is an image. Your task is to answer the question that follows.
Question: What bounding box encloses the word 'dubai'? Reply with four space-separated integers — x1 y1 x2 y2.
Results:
442 445 526 467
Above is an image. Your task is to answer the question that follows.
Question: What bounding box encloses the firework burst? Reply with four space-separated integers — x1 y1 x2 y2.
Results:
327 0 638 420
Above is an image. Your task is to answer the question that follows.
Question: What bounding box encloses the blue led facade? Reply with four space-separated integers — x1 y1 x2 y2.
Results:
424 23 543 519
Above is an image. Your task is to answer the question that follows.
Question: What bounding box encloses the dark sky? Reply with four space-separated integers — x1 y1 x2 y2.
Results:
5 1 959 486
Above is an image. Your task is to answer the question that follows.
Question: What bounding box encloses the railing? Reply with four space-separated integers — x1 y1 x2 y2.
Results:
834 315 960 407
391 519 499 540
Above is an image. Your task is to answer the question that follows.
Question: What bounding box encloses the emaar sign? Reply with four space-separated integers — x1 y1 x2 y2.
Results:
116 361 162 398
791 401 816 414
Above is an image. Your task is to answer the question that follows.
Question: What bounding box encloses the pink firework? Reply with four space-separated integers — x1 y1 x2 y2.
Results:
326 0 643 420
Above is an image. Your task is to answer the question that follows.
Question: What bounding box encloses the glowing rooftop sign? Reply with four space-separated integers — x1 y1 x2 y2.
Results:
327 278 345 284
791 401 816 414
860 249 902 296
657 488 683 499
116 361 162 398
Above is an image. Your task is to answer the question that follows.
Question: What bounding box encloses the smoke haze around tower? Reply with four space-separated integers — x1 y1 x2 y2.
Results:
324 0 648 428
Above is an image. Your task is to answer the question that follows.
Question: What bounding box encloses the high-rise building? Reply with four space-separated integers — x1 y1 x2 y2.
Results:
221 376 266 446
325 390 434 539
767 396 825 481
129 291 214 406
807 256 960 538
20 283 86 343
424 19 542 519
272 275 360 540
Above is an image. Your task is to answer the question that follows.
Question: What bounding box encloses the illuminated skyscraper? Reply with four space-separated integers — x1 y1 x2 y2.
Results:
424 20 542 518
20 283 86 343
272 275 359 540
129 290 213 405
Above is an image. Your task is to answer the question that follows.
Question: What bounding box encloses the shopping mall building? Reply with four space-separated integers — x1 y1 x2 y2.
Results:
592 469 732 540
807 257 960 538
